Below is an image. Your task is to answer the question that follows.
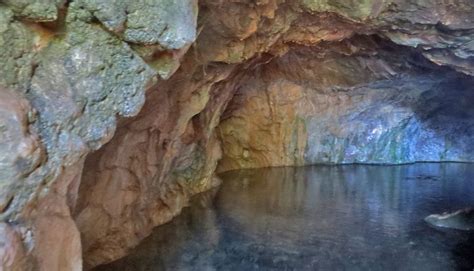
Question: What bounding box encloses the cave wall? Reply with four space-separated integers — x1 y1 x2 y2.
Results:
0 1 197 270
217 38 474 171
0 0 473 270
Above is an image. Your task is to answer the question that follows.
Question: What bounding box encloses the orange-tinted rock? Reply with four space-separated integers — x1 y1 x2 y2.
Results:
31 159 84 271
0 223 28 271
0 88 43 214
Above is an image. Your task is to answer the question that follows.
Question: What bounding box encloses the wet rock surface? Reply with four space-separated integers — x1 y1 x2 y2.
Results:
0 0 473 269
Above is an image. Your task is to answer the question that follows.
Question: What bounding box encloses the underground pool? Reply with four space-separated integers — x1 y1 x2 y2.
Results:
96 163 474 271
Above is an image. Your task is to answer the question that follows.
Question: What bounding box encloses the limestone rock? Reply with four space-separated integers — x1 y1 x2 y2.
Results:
76 0 198 48
0 7 36 90
0 88 43 214
75 58 235 268
425 208 474 231
0 0 194 269
217 39 474 171
0 223 28 271
2 0 63 21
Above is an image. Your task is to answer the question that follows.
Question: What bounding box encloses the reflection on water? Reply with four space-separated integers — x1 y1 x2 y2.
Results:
95 163 474 271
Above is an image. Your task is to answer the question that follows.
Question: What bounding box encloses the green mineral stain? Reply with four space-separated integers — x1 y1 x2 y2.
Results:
290 116 308 165
0 6 36 91
301 0 386 20
228 48 244 63
3 0 61 21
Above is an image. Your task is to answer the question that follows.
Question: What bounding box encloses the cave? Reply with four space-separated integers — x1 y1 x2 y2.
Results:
0 1 474 270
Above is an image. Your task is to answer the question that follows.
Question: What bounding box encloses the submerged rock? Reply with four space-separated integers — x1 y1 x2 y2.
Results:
425 208 474 231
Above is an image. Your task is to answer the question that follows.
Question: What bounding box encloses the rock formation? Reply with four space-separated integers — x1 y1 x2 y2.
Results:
217 39 474 170
0 0 473 270
425 208 474 231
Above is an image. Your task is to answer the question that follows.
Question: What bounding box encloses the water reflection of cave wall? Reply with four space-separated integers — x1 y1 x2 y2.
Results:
217 164 474 244
95 164 474 270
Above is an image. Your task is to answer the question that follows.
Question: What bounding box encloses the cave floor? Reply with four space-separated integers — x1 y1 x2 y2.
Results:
96 163 474 271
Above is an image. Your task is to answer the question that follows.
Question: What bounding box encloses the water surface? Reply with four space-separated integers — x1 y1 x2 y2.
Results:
96 163 474 270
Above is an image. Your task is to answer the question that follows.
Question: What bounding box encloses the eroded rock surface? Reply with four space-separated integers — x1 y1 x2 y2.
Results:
2 0 63 21
217 38 474 170
76 0 198 48
0 0 473 270
0 1 196 270
0 222 27 270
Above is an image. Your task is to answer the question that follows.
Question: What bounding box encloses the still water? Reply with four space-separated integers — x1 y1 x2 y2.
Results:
96 163 474 271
